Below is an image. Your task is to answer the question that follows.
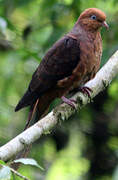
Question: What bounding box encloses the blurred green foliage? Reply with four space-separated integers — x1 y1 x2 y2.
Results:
0 0 118 179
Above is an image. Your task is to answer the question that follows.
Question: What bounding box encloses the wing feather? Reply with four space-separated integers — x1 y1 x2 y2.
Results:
29 36 80 93
15 36 80 111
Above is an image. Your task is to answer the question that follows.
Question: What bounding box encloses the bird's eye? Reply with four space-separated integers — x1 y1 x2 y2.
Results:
90 15 96 20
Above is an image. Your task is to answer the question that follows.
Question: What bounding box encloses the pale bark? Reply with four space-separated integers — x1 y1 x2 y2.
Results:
0 50 118 162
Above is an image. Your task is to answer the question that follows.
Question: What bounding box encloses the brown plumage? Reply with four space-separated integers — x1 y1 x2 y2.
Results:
15 8 108 124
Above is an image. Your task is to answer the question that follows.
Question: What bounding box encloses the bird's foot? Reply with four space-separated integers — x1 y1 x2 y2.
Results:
61 96 76 108
79 86 93 97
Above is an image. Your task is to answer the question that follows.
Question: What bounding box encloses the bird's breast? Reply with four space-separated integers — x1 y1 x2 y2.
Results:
57 33 102 96
71 36 102 88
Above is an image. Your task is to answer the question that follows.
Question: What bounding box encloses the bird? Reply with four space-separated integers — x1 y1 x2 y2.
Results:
15 8 108 128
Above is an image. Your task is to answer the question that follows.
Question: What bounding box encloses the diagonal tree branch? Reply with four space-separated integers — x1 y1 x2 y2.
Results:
0 50 118 162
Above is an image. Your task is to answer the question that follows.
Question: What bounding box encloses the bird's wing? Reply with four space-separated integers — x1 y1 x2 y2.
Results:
29 35 80 94
15 35 80 111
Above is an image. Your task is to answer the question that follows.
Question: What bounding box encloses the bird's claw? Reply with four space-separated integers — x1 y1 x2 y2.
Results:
79 86 93 97
61 96 77 108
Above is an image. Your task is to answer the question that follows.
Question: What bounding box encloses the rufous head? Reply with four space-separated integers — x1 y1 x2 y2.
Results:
78 8 108 31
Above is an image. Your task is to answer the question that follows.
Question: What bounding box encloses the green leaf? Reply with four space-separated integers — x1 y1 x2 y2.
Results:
0 160 6 165
0 166 11 180
14 158 44 171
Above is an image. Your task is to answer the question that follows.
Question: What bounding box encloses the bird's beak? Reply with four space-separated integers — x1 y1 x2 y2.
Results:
102 21 109 30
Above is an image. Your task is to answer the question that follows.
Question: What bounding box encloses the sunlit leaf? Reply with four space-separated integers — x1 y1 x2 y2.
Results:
14 158 44 170
0 160 6 165
0 166 11 180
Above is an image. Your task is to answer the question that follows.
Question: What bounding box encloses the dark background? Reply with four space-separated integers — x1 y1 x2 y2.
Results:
0 0 118 179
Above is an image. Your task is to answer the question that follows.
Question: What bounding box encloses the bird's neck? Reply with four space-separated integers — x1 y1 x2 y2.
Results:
69 23 100 40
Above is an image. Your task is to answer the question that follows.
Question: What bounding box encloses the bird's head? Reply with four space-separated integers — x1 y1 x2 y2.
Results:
78 8 108 32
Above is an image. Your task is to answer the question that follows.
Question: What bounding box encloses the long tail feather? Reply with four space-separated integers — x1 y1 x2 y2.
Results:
11 100 39 170
15 89 39 112
12 90 57 170
24 99 39 130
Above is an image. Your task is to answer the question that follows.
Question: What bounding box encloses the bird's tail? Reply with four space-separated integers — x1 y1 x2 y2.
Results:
11 100 39 170
15 88 39 112
24 99 39 130
12 92 55 170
